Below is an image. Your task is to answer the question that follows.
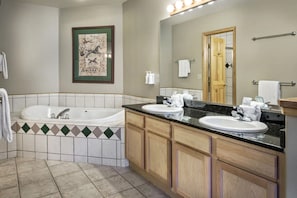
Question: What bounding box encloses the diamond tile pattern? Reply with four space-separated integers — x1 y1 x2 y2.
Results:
104 128 114 139
31 124 40 134
22 123 30 133
0 158 170 198
51 125 60 135
82 127 92 137
71 126 80 136
11 122 21 132
61 125 70 136
41 124 50 134
93 127 103 138
14 121 123 140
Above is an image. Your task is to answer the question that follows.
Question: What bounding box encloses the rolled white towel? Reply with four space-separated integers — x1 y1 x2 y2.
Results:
0 88 12 142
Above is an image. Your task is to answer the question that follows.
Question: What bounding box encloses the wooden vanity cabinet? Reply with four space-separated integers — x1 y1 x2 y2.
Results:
213 138 281 198
172 123 212 198
145 117 171 186
125 111 145 169
125 109 284 198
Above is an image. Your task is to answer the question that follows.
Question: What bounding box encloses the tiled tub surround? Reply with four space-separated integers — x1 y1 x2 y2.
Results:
1 93 155 165
10 119 127 167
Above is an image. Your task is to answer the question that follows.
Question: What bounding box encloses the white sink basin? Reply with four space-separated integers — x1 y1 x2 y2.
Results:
199 116 268 133
142 104 183 114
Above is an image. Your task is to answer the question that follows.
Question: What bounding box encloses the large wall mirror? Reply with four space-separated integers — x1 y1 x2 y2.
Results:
160 0 297 106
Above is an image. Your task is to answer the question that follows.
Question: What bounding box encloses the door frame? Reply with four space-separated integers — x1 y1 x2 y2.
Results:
202 27 236 105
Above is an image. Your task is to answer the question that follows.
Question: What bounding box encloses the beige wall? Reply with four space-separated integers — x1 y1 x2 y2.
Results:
59 4 123 94
0 0 59 94
123 0 172 98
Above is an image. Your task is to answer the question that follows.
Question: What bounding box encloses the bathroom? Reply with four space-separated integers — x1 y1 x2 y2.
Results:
0 0 297 197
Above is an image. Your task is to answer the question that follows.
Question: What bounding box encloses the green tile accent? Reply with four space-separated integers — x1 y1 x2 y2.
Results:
82 127 91 137
22 123 30 133
104 128 114 139
61 125 70 136
41 124 50 134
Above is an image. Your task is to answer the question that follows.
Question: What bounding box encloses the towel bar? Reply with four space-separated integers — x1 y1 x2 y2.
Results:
175 59 195 63
252 31 296 41
252 80 296 87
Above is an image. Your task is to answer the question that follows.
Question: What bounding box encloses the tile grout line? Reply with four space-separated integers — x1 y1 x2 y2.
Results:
44 159 63 198
110 166 148 198
14 157 22 198
77 162 105 197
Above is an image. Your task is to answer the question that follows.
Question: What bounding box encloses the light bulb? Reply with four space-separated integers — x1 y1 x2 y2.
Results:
175 0 183 10
184 0 193 6
166 4 175 13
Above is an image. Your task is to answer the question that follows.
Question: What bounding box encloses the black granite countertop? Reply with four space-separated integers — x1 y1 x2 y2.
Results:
123 102 285 152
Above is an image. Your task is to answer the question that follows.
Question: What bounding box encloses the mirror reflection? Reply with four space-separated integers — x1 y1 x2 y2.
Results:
202 27 236 105
159 0 297 106
160 2 238 105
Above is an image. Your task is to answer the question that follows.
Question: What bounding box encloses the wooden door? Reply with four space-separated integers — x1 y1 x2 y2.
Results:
145 131 171 186
215 161 277 198
125 123 145 169
172 143 211 198
210 36 226 104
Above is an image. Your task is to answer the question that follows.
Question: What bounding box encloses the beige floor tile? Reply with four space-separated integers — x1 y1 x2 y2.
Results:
107 188 145 198
0 186 20 198
137 183 170 198
61 183 103 198
83 165 118 182
94 175 133 197
0 174 18 190
112 166 131 175
55 171 91 192
20 178 59 198
0 158 15 167
18 167 52 186
17 159 47 173
0 164 17 178
121 171 148 187
78 162 98 170
46 160 65 167
41 192 62 198
49 162 81 177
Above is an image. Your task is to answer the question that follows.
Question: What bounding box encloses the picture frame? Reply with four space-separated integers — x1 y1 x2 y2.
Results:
72 26 114 83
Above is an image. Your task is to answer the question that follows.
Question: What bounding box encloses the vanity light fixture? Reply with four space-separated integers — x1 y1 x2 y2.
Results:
167 0 215 16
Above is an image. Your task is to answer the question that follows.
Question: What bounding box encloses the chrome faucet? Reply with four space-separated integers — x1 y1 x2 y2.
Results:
56 108 70 119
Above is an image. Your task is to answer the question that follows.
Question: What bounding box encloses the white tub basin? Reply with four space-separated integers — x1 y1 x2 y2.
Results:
199 116 268 133
142 104 183 114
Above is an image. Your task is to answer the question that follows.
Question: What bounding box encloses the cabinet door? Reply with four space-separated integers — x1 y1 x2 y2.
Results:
125 123 145 169
146 131 171 186
172 143 211 198
215 161 277 198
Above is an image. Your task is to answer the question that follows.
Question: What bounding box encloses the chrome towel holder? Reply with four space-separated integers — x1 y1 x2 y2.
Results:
252 80 296 87
252 31 296 41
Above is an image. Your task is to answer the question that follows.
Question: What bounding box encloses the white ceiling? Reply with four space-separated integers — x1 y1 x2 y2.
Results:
12 0 127 8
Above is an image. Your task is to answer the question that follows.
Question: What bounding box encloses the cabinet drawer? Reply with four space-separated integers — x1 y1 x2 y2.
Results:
146 117 171 139
173 125 211 154
216 139 278 180
126 111 144 128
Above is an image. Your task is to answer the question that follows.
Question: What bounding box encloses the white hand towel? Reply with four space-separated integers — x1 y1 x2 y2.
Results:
0 88 13 142
178 59 191 77
258 80 280 105
0 52 8 79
